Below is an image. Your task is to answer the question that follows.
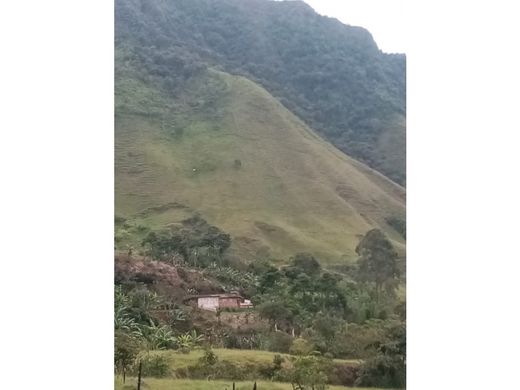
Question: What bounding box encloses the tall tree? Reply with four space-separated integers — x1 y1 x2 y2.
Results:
356 229 399 297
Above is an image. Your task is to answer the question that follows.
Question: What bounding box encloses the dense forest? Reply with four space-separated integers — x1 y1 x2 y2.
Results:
115 0 406 185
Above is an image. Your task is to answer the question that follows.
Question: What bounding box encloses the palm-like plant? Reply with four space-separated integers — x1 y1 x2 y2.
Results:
176 330 205 353
144 321 176 350
176 333 194 353
190 329 205 345
168 308 187 327
115 285 129 309
114 307 143 338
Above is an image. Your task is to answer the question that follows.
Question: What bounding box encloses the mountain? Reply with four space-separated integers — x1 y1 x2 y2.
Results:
115 0 406 185
114 3 407 386
115 51 405 264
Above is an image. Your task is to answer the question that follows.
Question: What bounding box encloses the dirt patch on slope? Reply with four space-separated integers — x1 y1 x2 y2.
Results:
115 254 223 301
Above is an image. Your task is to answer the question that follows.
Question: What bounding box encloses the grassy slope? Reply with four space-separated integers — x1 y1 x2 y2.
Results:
148 349 361 369
115 377 385 390
115 66 405 265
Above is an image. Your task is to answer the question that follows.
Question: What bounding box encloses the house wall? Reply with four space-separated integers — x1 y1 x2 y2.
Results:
219 297 241 308
197 296 219 312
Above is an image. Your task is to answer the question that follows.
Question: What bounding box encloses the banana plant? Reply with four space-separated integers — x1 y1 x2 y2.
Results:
190 329 205 345
114 307 143 338
144 320 176 350
176 330 205 353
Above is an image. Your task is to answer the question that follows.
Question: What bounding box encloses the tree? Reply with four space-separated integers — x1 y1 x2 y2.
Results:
290 253 321 276
257 265 282 294
115 330 141 382
258 301 292 331
311 315 343 353
355 229 399 297
289 355 331 390
355 322 406 388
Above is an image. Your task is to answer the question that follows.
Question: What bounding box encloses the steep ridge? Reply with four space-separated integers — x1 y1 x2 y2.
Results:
115 65 405 265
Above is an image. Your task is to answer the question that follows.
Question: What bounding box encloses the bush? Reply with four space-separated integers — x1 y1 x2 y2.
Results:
289 337 314 356
282 355 332 390
199 347 218 366
264 331 293 353
135 352 171 378
331 364 359 387
355 354 405 388
258 354 285 379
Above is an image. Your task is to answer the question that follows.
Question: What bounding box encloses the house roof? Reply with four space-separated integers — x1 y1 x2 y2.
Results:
184 293 243 301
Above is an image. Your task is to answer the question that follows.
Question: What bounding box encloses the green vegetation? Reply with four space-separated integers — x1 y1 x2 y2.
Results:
141 349 330 370
115 67 405 264
114 1 406 388
141 215 231 267
385 217 406 240
115 0 405 184
114 227 405 388
115 377 387 390
356 229 400 297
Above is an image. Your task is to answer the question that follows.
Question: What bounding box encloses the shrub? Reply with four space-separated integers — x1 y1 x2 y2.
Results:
355 354 405 388
135 352 172 378
331 364 359 387
258 354 285 379
199 347 218 366
289 337 314 356
264 331 293 353
115 215 127 225
273 354 284 370
284 355 332 390
114 330 141 376
174 367 189 378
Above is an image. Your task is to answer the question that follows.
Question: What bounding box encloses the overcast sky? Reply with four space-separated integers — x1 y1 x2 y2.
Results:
303 0 406 54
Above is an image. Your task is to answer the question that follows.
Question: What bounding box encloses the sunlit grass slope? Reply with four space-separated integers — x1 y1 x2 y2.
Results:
115 67 405 264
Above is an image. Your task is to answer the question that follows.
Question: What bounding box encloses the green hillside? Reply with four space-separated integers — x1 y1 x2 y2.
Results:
115 64 405 264
115 0 406 184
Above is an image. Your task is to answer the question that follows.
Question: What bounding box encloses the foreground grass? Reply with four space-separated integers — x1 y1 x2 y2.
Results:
115 377 382 390
150 348 361 370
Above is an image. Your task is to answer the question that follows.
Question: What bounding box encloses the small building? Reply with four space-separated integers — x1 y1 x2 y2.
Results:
185 293 252 312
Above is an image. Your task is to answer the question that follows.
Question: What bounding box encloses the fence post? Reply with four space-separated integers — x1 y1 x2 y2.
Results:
137 361 142 390
232 382 235 390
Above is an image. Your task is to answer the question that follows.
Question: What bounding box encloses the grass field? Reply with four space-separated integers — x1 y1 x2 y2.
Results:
146 348 361 370
115 66 406 265
115 377 387 390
